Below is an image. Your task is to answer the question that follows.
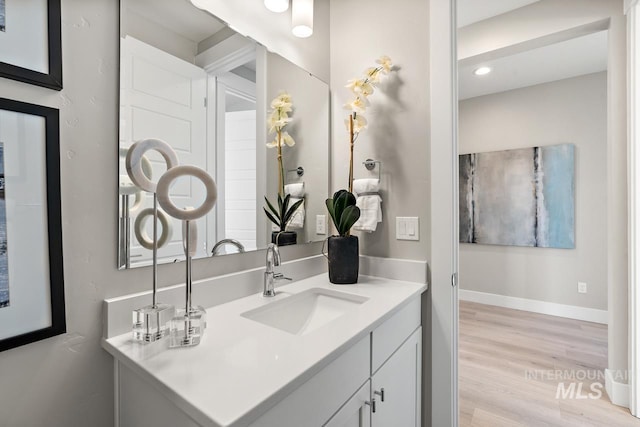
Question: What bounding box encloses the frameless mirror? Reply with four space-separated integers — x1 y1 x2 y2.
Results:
118 0 329 269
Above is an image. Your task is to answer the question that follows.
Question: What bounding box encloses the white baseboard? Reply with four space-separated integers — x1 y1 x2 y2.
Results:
605 369 630 408
459 289 608 324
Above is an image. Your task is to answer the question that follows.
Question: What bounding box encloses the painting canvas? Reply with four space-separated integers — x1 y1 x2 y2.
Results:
459 144 575 249
0 0 5 32
0 143 7 308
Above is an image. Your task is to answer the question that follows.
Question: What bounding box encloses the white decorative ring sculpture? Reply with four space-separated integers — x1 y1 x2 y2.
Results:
119 147 152 195
134 208 173 250
156 165 217 221
182 218 198 257
126 139 178 193
119 175 145 213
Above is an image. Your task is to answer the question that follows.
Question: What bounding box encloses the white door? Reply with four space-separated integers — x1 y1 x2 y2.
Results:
371 328 422 427
324 380 372 427
121 36 208 264
215 73 257 252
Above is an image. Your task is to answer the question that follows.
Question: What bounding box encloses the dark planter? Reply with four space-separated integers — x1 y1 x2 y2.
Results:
327 235 359 284
271 231 297 246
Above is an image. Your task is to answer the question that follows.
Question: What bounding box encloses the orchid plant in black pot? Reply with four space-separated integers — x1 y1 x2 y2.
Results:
263 92 302 246
264 194 304 246
325 190 361 284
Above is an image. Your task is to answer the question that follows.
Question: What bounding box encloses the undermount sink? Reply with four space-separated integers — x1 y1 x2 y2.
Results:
241 287 369 335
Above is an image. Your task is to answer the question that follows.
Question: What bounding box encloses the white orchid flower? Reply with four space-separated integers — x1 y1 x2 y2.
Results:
270 99 293 112
278 92 292 103
353 114 367 133
282 132 296 147
365 67 381 83
344 114 368 134
376 55 393 74
344 97 367 113
346 78 374 97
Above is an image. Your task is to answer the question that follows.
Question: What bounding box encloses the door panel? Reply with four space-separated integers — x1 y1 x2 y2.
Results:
121 36 208 262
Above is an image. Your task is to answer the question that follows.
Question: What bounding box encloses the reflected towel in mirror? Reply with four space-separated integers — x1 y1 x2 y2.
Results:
285 182 305 198
285 183 306 229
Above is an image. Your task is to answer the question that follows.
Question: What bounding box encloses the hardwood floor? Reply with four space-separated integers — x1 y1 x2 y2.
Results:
459 301 640 426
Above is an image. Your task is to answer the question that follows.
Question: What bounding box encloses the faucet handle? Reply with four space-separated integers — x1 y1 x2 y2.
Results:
273 273 292 281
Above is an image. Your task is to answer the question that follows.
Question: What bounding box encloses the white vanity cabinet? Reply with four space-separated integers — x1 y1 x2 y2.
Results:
370 328 422 427
104 275 427 427
252 297 422 427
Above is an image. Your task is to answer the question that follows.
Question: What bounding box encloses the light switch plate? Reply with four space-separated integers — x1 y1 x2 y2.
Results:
316 215 326 235
396 217 419 241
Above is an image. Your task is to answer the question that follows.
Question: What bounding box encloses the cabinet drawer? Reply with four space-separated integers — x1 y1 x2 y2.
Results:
371 297 421 373
250 335 370 427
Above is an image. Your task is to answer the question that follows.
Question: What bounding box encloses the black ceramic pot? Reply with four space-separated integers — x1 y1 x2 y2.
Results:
327 235 359 284
271 231 297 246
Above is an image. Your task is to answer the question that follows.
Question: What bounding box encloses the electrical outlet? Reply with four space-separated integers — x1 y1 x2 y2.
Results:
578 282 587 294
316 215 326 235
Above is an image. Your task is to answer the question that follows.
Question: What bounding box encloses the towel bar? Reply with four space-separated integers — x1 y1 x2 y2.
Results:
363 159 382 181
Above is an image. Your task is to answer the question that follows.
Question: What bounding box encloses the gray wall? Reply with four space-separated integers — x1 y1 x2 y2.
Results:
459 72 608 310
0 1 329 426
329 0 430 260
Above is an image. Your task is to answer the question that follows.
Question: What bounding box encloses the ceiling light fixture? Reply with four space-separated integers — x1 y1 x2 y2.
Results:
292 0 313 38
473 66 492 76
264 0 289 13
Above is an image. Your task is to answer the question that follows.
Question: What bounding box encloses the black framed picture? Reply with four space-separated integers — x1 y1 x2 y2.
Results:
0 0 62 90
0 98 65 352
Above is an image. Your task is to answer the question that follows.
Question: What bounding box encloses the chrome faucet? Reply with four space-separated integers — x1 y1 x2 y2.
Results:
264 243 291 297
211 238 245 256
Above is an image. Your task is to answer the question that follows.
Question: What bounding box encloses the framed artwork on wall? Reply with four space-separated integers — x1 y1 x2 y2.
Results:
459 143 575 249
0 0 62 90
0 98 65 352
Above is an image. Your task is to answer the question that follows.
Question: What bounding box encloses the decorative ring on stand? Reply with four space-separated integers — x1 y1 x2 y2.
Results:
156 165 218 221
182 217 198 258
119 148 152 194
126 139 178 193
119 175 145 213
134 208 173 250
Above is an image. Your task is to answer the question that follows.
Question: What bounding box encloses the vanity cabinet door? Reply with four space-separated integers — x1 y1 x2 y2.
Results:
371 327 422 427
323 380 371 427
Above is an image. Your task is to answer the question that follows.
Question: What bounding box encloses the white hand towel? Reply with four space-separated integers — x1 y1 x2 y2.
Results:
286 197 305 229
352 178 379 195
284 182 305 198
352 179 382 233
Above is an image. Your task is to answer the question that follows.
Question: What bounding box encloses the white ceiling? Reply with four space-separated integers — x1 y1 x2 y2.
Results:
126 0 227 43
457 0 540 28
459 30 607 100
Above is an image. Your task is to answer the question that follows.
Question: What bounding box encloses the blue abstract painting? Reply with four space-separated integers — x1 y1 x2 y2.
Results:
0 143 7 308
459 144 575 249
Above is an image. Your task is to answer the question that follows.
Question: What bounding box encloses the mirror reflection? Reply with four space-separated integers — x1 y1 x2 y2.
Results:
118 0 329 269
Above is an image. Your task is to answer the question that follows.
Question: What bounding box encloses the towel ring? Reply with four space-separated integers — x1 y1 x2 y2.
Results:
363 159 382 181
287 166 304 178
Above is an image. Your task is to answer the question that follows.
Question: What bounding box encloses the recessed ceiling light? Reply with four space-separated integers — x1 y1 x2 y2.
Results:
264 0 289 13
474 67 492 76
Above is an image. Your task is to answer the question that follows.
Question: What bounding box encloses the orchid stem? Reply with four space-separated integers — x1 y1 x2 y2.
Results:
348 114 355 193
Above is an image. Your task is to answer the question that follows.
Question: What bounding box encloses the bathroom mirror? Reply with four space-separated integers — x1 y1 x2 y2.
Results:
118 0 329 269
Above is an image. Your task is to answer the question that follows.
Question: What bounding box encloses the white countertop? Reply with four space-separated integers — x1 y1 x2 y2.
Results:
102 274 427 427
